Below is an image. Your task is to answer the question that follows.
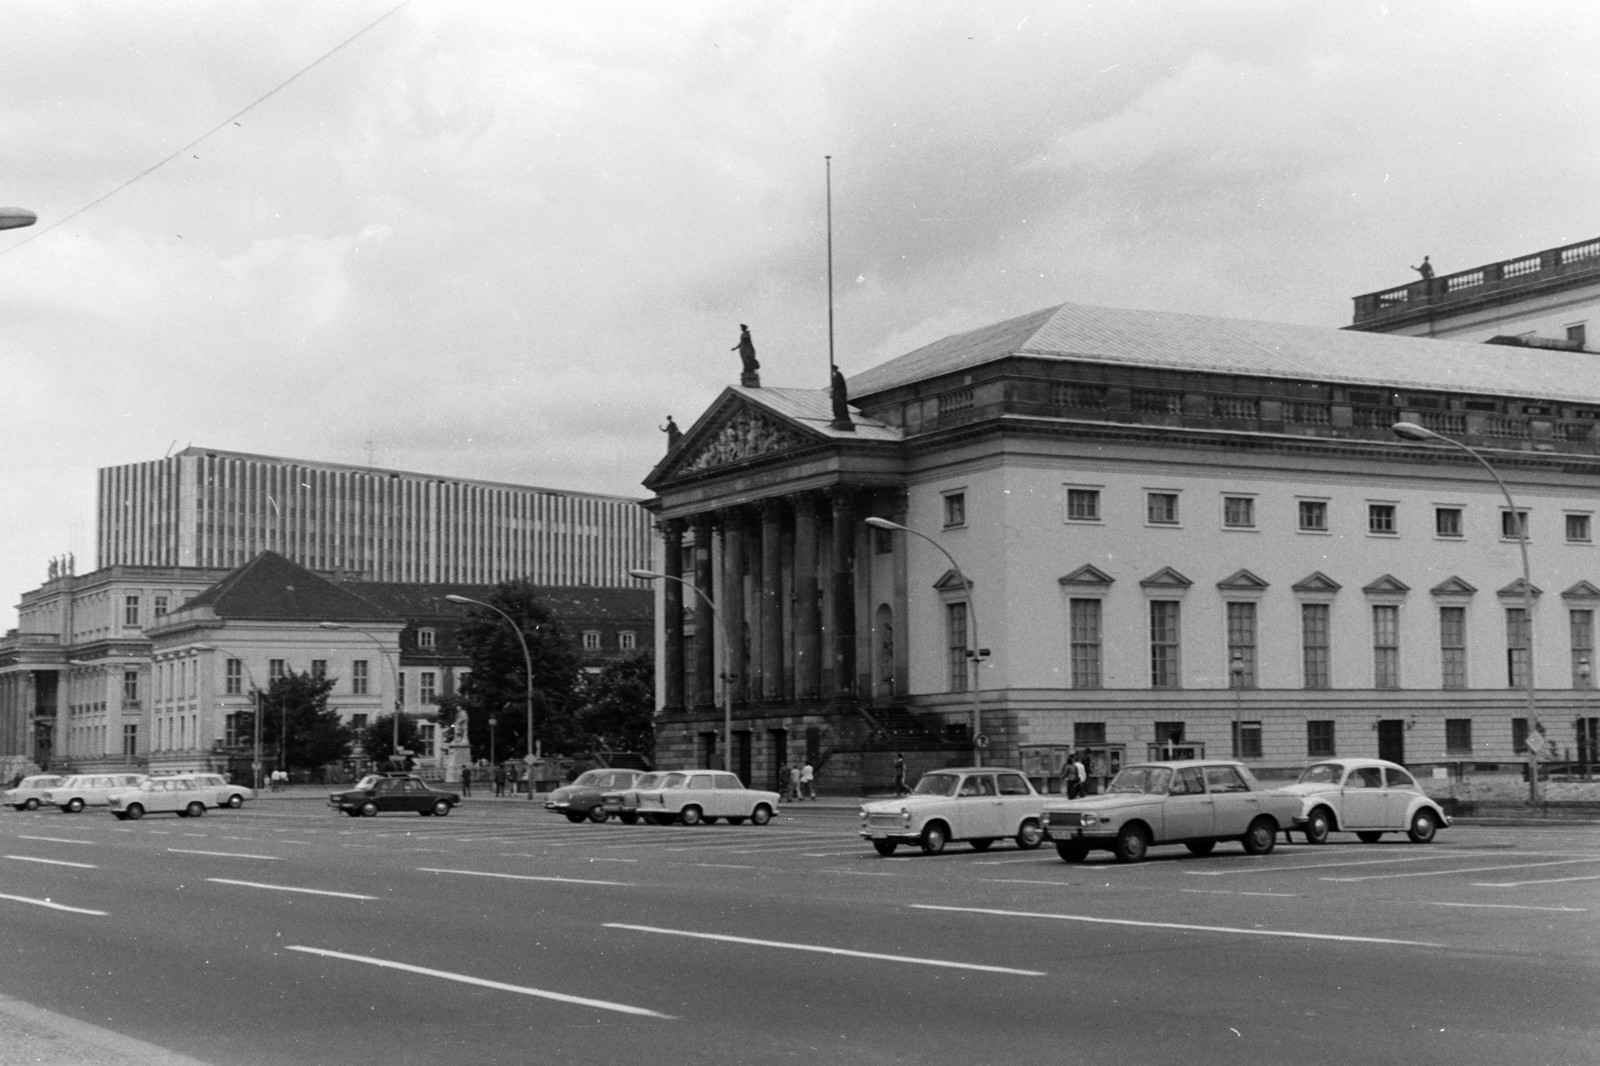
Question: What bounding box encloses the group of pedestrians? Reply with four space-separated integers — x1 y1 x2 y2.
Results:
266 768 290 792
776 761 816 801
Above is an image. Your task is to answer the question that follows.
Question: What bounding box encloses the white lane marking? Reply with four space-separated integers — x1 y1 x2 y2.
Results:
981 879 1080 887
1425 901 1588 911
285 945 673 1018
6 855 97 869
1471 874 1600 888
911 904 1446 948
282 841 311 845
16 835 95 845
1186 854 1455 877
167 848 282 860
803 851 875 857
818 868 895 877
338 844 380 849
584 858 638 864
695 863 755 869
1324 857 1600 883
181 833 207 838
1181 889 1299 898
220 837 258 842
145 831 170 835
604 923 1046 976
416 868 630 887
0 892 106 916
207 878 377 900
973 856 1058 866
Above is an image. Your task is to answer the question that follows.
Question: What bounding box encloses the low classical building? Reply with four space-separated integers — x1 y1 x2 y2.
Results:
641 300 1600 795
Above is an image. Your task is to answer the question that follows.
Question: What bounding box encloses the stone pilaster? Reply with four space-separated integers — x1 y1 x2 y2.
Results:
692 513 716 709
793 492 821 701
759 499 785 703
661 519 686 712
720 508 747 706
829 487 858 703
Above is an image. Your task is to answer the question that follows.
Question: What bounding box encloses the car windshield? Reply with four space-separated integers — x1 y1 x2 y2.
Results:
660 773 688 788
573 770 607 786
353 775 384 790
631 774 663 789
911 774 959 797
1108 767 1174 795
1297 763 1345 785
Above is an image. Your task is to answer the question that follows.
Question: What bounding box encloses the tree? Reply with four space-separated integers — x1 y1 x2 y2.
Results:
361 714 427 767
239 671 352 773
435 580 585 760
575 652 656 761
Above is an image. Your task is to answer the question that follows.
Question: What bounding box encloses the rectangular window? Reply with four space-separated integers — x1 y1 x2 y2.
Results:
943 492 966 528
1298 500 1328 532
1066 488 1100 522
946 602 970 693
1154 721 1185 744
1073 722 1106 746
123 670 139 703
123 724 138 758
1445 719 1473 755
398 672 407 705
352 660 369 696
1226 602 1257 688
420 672 437 703
417 628 437 649
124 595 140 627
1440 606 1467 690
1232 721 1262 759
873 526 894 554
619 631 637 651
1373 605 1400 689
1573 609 1595 687
1568 322 1587 348
1149 601 1181 689
1512 717 1530 754
1301 603 1331 689
1567 514 1592 543
1506 607 1530 688
1368 503 1397 535
225 713 242 748
1307 720 1336 758
154 595 168 617
1146 492 1179 525
351 714 368 731
226 659 243 696
268 659 286 681
1069 599 1102 689
1223 496 1255 528
1435 507 1463 538
1501 510 1530 540
583 631 601 651
311 659 327 680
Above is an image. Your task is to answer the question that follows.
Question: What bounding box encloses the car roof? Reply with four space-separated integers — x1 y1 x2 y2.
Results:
1124 759 1253 771
922 767 1027 774
1307 757 1400 768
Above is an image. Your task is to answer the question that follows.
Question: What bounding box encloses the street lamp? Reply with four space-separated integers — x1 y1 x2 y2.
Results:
630 568 733 772
489 716 497 771
0 207 37 230
1393 421 1542 801
864 517 988 766
319 622 401 767
445 594 536 800
192 644 263 792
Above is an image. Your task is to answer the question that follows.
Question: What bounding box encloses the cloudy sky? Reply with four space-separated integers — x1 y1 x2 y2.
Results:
2 1 1595 623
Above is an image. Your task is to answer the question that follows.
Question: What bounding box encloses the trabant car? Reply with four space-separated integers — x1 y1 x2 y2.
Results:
43 774 148 813
1276 758 1450 844
546 768 646 823
5 774 67 811
178 772 255 809
633 770 779 826
329 773 461 817
859 767 1046 856
1041 760 1300 863
107 777 209 820
599 772 667 824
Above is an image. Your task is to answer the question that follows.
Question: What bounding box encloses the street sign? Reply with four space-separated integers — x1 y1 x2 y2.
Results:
523 754 536 765
974 734 990 749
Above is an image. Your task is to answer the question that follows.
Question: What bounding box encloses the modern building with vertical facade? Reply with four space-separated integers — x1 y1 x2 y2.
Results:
98 447 652 586
642 292 1600 796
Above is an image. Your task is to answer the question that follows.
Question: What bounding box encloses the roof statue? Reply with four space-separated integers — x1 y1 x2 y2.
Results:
660 415 682 450
733 324 760 388
830 365 855 432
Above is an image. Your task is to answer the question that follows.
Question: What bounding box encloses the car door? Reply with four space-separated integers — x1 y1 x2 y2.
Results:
1342 766 1386 827
375 778 405 811
685 774 717 817
1203 766 1260 836
1382 766 1422 827
954 774 1004 839
1162 766 1213 841
995 772 1037 835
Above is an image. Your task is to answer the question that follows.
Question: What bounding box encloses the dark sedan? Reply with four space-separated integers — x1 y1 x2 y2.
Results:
330 774 461 817
546 768 646 823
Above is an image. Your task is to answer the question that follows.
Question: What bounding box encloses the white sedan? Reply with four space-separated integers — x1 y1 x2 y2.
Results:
635 771 779 826
107 778 210 820
5 774 67 811
859 767 1046 856
1276 758 1450 844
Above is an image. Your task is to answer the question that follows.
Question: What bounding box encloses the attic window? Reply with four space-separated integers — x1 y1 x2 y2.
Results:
1463 399 1499 412
417 627 436 649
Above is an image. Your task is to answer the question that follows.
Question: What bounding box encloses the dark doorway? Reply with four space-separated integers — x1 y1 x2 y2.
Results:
768 729 788 791
734 730 752 787
1577 718 1600 776
1378 719 1405 765
699 731 718 770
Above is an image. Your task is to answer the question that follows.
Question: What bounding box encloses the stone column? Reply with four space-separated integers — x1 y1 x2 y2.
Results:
829 487 858 702
759 499 785 703
793 493 821 701
661 520 685 712
721 509 747 705
692 513 716 709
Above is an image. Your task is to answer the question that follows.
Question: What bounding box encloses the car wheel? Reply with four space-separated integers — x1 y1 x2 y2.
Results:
345 809 361 818
1304 807 1333 845
920 822 948 855
1185 839 1217 856
1055 840 1089 863
750 804 772 826
186 802 206 819
587 805 609 824
564 811 586 823
113 812 128 821
10 804 23 812
1242 818 1276 855
126 804 144 821
1408 809 1438 844
970 838 994 851
1015 818 1044 851
433 800 452 817
619 812 640 825
66 798 85 814
726 816 746 825
680 805 703 826
226 794 244 809
1356 831 1384 843
1112 823 1149 863
872 840 898 856
24 798 40 811
360 801 379 818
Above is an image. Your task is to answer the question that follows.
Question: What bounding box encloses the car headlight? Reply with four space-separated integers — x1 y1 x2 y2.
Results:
900 808 912 826
859 809 868 824
1081 814 1100 827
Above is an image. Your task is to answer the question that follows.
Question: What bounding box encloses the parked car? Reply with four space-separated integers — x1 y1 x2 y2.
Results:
179 772 255 809
5 774 67 811
107 777 209 820
546 768 647 823
1275 758 1450 844
1041 760 1300 863
859 767 1046 856
633 770 779 826
599 772 667 824
43 774 149 813
329 773 461 817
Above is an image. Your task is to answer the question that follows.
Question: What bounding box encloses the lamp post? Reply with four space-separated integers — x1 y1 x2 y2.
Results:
0 207 36 230
1393 421 1542 802
445 594 536 800
630 568 733 771
489 716 497 771
864 517 988 766
192 644 262 792
318 622 401 766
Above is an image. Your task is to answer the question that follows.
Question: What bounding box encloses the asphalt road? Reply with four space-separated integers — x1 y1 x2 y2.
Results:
1 797 1597 1066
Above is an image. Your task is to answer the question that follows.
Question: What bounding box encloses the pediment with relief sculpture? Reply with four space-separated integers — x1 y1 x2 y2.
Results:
675 402 812 476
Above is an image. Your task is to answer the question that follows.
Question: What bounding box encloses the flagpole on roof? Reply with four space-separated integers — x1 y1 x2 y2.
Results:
826 155 835 379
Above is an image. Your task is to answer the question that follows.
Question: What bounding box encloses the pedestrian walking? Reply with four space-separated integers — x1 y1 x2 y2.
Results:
1068 752 1087 799
893 752 907 797
461 766 473 798
493 764 507 797
799 761 815 801
777 762 791 802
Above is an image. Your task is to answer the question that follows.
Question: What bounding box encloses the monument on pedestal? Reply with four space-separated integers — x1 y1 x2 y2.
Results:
442 709 472 783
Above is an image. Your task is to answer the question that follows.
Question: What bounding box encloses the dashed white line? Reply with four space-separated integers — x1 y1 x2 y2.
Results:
207 878 376 900
818 868 895 877
1471 874 1600 888
1181 889 1299 898
167 848 282 860
16 836 95 846
6 855 97 869
911 904 1446 948
604 923 1046 975
285 945 673 1018
1186 854 1454 877
1323 858 1600 883
695 863 755 869
0 892 106 916
416 868 630 887
1424 901 1588 912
